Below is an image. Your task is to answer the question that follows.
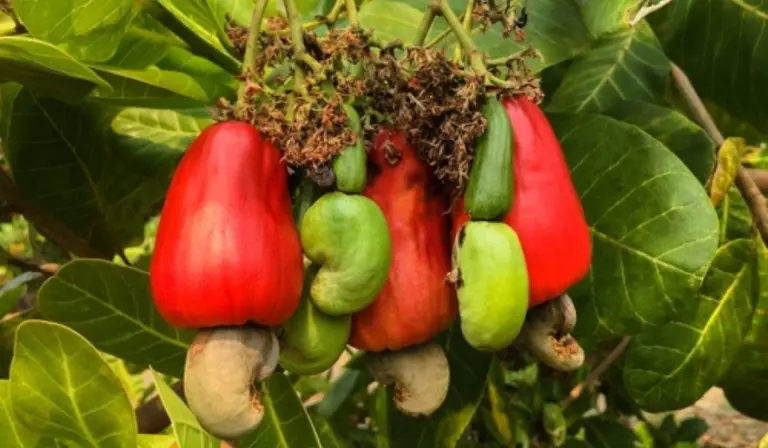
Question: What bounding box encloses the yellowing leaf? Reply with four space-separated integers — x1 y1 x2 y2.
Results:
710 137 748 206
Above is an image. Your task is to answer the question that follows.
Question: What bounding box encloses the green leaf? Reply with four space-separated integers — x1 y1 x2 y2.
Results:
0 272 43 317
648 0 768 136
482 359 515 445
581 417 639 447
100 29 170 70
313 417 350 448
575 0 644 37
358 1 444 45
550 113 719 347
150 370 220 448
13 0 139 62
388 325 492 447
238 373 323 447
91 66 216 108
109 106 212 176
137 434 178 448
151 0 241 74
5 88 169 256
719 240 768 421
38 259 194 377
603 101 716 184
206 0 263 26
546 24 669 114
314 368 366 419
0 380 40 448
717 187 753 245
0 36 112 103
623 239 759 411
156 46 238 101
9 320 137 447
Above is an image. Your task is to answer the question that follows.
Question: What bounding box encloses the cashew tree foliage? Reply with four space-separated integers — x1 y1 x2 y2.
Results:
0 0 767 447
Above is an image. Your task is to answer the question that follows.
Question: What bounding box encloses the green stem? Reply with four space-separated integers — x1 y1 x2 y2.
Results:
283 0 323 74
452 0 474 61
414 7 436 46
438 0 486 76
487 49 528 66
345 0 359 25
235 0 271 108
425 27 452 48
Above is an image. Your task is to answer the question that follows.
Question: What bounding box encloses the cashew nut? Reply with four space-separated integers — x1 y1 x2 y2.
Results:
184 326 280 439
367 341 450 417
520 294 584 372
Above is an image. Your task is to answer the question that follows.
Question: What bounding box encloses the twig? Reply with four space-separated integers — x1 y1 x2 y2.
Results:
560 336 631 409
746 168 768 194
235 0 271 109
6 256 57 277
670 63 768 246
0 168 107 259
628 0 673 27
135 380 185 434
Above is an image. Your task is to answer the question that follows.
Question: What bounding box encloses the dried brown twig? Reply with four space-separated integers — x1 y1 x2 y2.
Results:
670 63 768 246
559 336 632 409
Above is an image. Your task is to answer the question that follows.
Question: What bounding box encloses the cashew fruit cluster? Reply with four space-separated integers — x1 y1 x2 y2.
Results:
147 93 591 433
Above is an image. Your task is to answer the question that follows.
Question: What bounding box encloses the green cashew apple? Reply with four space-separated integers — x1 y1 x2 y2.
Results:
300 192 392 315
279 268 351 375
450 221 529 351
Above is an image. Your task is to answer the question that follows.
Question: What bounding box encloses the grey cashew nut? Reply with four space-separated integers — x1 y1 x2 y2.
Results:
184 326 280 439
367 341 450 417
520 294 584 372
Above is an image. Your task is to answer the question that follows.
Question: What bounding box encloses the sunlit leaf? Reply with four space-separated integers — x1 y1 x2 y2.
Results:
0 36 111 103
9 320 137 447
151 370 219 448
0 380 40 448
38 259 194 377
709 137 748 206
13 0 139 62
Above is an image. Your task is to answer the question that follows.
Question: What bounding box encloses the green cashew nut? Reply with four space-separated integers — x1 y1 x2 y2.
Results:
450 221 529 351
279 268 351 375
333 104 367 193
300 192 392 315
464 97 514 220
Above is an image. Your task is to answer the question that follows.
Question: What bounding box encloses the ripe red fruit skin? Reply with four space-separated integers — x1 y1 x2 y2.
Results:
150 121 304 329
452 96 592 308
350 130 457 352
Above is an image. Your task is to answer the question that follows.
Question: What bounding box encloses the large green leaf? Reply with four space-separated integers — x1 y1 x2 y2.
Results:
549 113 719 347
603 100 716 184
4 88 169 256
0 36 112 103
110 106 212 176
623 239 759 411
648 0 768 136
38 259 194 377
151 0 240 74
91 66 216 108
575 0 644 37
13 0 139 62
387 325 492 447
150 371 219 448
0 380 40 447
9 320 137 447
546 24 669 114
238 373 323 447
720 240 768 421
155 46 238 101
363 0 593 72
